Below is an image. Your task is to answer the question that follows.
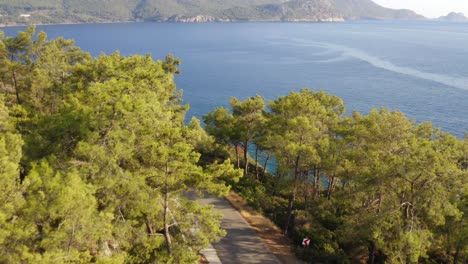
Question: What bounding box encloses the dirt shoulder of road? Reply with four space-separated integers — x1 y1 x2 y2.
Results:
225 191 305 264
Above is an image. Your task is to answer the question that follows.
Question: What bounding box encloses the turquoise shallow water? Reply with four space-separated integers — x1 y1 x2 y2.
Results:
3 21 468 137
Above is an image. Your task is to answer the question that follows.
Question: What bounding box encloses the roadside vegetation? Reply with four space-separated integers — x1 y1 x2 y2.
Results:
203 88 467 263
0 27 466 263
0 27 242 263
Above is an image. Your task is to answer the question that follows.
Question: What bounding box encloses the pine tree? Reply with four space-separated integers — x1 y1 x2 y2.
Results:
0 95 25 261
267 89 344 234
229 95 265 176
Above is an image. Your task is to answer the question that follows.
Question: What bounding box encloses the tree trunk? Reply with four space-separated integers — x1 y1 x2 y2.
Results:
163 162 173 254
284 156 300 235
410 182 414 205
255 145 259 180
263 153 270 175
12 71 21 104
164 204 172 254
313 167 320 200
284 191 296 235
243 140 249 176
304 170 312 203
327 175 335 200
234 144 240 169
145 217 154 235
304 172 310 202
377 190 383 213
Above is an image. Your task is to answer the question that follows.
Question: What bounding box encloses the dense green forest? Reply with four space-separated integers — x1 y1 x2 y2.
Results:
0 26 242 263
0 27 466 263
203 92 467 263
0 0 423 25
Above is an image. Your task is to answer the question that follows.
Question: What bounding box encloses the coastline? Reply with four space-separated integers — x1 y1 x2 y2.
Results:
0 14 354 28
0 20 137 28
0 17 435 29
0 19 347 29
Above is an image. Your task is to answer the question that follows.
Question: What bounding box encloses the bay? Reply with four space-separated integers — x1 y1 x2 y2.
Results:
3 21 467 137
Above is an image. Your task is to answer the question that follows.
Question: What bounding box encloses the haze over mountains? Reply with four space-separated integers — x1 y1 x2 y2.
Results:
0 0 425 25
438 12 468 22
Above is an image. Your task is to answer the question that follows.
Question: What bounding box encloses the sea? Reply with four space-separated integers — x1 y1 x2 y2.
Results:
2 21 468 138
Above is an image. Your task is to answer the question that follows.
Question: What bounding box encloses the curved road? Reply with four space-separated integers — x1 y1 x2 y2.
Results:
198 195 282 264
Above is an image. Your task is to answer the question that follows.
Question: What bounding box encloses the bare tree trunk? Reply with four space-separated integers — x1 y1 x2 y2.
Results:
304 171 310 203
234 144 240 169
145 216 154 235
164 203 172 254
377 190 383 213
284 191 296 235
163 161 173 254
12 71 21 104
284 156 300 235
263 153 270 175
313 167 320 200
327 175 335 200
243 140 249 176
255 145 259 180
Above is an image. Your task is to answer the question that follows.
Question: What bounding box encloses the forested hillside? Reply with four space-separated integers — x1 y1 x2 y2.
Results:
203 92 467 262
0 27 242 263
0 0 423 25
1 27 465 263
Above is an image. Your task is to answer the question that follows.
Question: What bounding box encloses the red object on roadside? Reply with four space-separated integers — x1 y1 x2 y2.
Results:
302 238 310 246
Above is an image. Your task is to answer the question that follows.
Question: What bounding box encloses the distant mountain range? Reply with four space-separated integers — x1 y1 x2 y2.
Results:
437 12 468 22
0 0 425 25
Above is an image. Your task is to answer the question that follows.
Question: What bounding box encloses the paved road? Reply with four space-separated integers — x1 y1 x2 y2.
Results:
197 195 282 264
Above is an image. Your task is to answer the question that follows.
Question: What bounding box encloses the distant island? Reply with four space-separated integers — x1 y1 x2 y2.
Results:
0 0 424 26
438 12 468 22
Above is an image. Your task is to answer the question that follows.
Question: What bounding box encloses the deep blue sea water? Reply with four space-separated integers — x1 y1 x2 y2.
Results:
3 21 467 137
